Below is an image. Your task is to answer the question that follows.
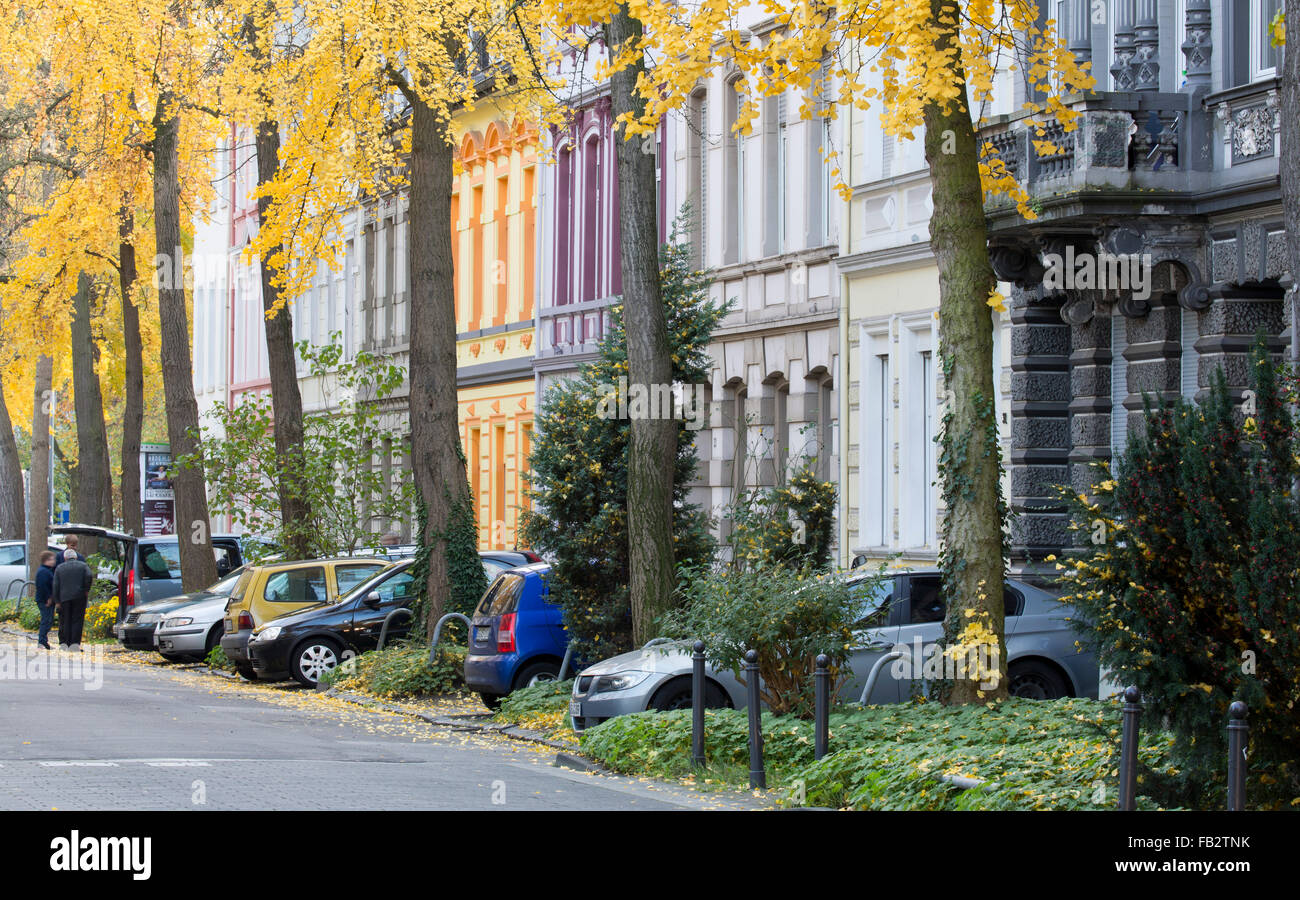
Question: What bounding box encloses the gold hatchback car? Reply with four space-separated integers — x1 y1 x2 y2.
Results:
219 558 391 680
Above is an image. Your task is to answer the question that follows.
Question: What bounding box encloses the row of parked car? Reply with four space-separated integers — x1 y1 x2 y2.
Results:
83 518 1099 735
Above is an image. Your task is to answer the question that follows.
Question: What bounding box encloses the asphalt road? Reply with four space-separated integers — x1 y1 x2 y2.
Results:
0 633 755 811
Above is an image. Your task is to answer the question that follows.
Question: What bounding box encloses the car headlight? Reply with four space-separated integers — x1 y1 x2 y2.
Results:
162 617 192 629
591 671 652 693
137 614 160 624
253 626 281 642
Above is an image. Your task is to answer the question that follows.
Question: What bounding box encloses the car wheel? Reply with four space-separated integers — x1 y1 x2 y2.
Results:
1008 661 1069 700
649 677 730 713
479 692 502 711
290 638 343 688
512 660 561 691
236 666 258 681
204 624 224 656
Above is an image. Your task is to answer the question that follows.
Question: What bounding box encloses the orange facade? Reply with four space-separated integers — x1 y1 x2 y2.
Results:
452 116 539 551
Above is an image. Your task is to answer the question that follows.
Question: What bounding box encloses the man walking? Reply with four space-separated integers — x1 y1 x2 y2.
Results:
34 550 56 649
52 547 93 651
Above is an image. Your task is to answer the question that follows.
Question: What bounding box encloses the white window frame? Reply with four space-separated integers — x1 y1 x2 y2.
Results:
859 323 892 549
1250 0 1283 82
899 315 938 550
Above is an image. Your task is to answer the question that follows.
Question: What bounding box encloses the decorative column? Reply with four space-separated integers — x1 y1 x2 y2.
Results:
1008 285 1071 572
1132 0 1161 91
1181 0 1212 91
1067 302 1112 496
1109 0 1136 92
1068 0 1093 74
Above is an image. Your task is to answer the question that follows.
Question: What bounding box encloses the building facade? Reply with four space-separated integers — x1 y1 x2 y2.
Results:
191 107 542 551
980 0 1290 579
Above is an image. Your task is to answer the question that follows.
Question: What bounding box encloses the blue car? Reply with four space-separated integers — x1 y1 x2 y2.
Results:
464 564 569 709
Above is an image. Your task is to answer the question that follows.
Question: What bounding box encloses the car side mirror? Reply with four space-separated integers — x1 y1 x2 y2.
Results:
363 591 382 609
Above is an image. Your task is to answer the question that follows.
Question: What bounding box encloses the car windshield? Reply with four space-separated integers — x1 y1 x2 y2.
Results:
475 572 525 617
207 566 248 596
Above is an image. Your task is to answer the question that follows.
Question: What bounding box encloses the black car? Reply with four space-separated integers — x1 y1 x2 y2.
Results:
246 560 419 686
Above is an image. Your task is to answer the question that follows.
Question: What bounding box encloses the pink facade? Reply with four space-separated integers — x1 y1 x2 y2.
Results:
536 96 668 373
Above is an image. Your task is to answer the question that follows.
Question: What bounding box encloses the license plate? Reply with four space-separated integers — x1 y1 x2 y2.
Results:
569 699 582 718
153 632 160 646
113 624 122 637
474 626 491 643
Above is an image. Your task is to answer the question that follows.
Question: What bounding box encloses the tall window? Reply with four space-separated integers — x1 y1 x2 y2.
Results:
724 80 743 265
582 135 599 301
763 93 783 258
920 350 935 547
1251 0 1283 81
691 92 708 268
875 354 890 544
555 145 572 306
494 425 507 548
469 428 482 542
470 185 483 329
731 384 748 495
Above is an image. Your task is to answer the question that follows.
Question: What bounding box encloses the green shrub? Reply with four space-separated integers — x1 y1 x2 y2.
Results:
661 563 892 717
581 698 1180 810
1057 336 1300 808
205 646 234 671
495 678 573 723
726 463 838 573
326 644 466 698
18 600 41 630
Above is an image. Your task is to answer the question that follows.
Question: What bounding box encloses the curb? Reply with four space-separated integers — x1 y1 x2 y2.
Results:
324 686 588 756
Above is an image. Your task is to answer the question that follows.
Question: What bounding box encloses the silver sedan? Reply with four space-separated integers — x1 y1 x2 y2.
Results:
569 569 1098 732
154 594 229 662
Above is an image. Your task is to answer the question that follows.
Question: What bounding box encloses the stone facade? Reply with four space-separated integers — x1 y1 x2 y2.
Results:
984 0 1292 578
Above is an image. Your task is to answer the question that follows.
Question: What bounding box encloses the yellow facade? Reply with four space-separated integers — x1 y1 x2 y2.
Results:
452 108 538 551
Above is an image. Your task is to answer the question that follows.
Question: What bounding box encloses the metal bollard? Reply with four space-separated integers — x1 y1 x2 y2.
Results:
814 654 830 761
691 640 706 768
1227 701 1249 811
744 649 766 789
1118 685 1142 810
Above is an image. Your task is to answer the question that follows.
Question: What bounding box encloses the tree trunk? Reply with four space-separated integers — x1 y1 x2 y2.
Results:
0 372 24 539
152 94 217 591
255 118 314 559
26 355 52 583
923 0 1008 704
119 214 144 537
408 91 473 632
1282 7 1299 366
606 7 677 645
70 271 114 531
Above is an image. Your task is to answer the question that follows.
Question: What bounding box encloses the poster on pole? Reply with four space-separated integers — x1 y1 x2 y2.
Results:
141 443 175 536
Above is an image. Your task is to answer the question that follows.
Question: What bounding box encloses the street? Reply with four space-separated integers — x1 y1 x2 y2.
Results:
0 634 754 811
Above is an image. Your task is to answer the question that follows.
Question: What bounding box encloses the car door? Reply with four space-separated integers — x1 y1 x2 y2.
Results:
896 574 1024 699
839 576 903 705
349 569 417 651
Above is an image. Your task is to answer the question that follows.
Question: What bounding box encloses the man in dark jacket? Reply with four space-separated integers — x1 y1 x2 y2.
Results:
34 550 56 649
52 548 93 650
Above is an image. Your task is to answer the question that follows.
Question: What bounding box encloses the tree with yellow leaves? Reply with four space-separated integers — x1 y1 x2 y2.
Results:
594 0 1093 702
0 0 223 589
226 0 562 629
